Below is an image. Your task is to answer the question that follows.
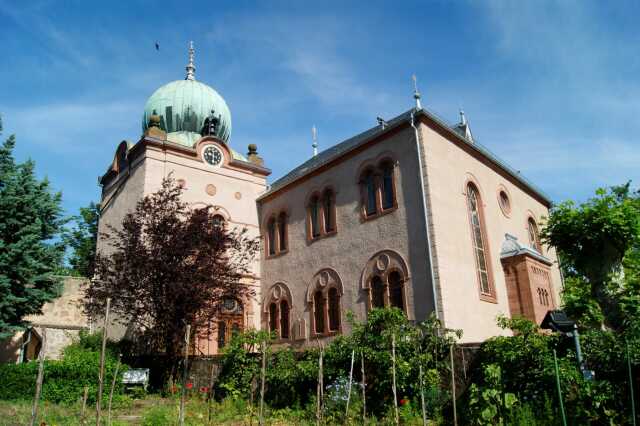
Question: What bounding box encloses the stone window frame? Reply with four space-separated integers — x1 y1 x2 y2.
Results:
264 210 289 258
463 178 497 303
263 283 293 341
361 250 410 315
526 214 543 253
357 156 399 221
306 268 343 337
305 186 338 243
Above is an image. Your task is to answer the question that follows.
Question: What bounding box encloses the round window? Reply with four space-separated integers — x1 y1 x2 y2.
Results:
498 189 511 216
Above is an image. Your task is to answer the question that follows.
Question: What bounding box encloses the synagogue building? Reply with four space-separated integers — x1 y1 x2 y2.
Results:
97 44 562 354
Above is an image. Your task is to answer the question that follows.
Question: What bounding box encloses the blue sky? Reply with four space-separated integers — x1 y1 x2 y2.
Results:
1 0 639 217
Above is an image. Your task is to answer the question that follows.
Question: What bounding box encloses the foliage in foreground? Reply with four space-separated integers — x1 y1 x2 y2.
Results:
0 331 126 404
65 201 100 277
0 126 66 338
216 308 461 422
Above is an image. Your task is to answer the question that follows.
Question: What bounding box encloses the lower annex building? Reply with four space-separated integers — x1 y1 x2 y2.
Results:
97 44 562 355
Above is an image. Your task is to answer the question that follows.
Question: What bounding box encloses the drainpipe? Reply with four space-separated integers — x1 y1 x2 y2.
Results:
411 111 441 323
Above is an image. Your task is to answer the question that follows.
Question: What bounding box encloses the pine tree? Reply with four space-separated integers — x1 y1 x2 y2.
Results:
66 202 99 277
0 128 66 338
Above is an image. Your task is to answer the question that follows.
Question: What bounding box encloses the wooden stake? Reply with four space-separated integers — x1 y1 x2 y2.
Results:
80 385 89 425
419 364 427 426
259 340 267 426
179 324 191 426
107 353 121 426
316 342 324 425
207 361 216 425
361 351 366 424
391 333 399 426
96 297 111 426
449 344 457 426
30 328 47 426
345 349 355 418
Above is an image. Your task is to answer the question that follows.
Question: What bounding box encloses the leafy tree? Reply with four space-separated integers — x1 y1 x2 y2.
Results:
0 128 66 338
85 176 259 356
65 201 99 277
542 183 640 329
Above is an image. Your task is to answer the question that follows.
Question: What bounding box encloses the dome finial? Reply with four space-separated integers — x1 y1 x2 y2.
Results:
185 41 196 81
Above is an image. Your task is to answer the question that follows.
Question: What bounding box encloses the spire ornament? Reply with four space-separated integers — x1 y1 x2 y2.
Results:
412 74 422 110
185 41 196 81
312 125 318 157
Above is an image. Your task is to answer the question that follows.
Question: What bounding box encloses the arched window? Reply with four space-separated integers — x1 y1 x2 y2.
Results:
371 276 385 308
388 271 404 310
466 184 493 298
217 321 226 349
328 288 340 331
212 214 225 230
267 218 276 256
380 161 395 210
278 212 288 252
362 170 377 217
280 300 290 339
309 195 321 238
314 290 325 334
264 283 292 340
323 189 336 233
269 302 278 333
528 218 542 253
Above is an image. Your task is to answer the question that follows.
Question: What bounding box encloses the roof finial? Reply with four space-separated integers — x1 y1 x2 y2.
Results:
185 41 196 81
311 125 318 157
412 74 422 110
459 108 467 126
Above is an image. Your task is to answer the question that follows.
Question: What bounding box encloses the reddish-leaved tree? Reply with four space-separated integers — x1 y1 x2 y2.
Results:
85 177 259 355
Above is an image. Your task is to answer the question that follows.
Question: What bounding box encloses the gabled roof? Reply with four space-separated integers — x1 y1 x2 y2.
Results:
258 108 551 205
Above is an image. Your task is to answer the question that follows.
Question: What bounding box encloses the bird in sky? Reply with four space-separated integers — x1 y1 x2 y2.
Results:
155 41 160 51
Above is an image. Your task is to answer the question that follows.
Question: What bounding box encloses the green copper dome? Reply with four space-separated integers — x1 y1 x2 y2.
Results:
142 79 232 146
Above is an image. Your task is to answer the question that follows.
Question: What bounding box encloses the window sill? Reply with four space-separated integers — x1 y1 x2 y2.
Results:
307 230 338 245
265 250 288 260
312 330 341 338
479 293 498 304
361 205 398 222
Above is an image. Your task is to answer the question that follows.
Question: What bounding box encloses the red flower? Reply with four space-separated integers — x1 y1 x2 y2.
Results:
400 398 409 406
185 382 193 390
199 386 209 393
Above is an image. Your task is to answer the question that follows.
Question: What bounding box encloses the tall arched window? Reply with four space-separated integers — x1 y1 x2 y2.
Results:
328 287 340 331
267 218 276 256
466 184 493 298
278 212 288 252
217 321 226 349
280 300 290 339
388 271 404 310
380 161 395 210
528 217 542 253
323 189 336 233
309 195 321 238
314 290 325 334
269 302 278 333
264 283 292 340
308 269 343 336
363 170 377 217
371 276 385 308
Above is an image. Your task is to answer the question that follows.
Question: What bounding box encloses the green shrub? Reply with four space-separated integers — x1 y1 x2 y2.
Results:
0 331 126 404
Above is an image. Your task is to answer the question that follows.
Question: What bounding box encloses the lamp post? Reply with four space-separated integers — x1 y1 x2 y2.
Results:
541 310 594 380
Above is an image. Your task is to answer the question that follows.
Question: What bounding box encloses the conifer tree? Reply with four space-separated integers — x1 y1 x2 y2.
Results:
66 201 99 277
0 124 66 338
